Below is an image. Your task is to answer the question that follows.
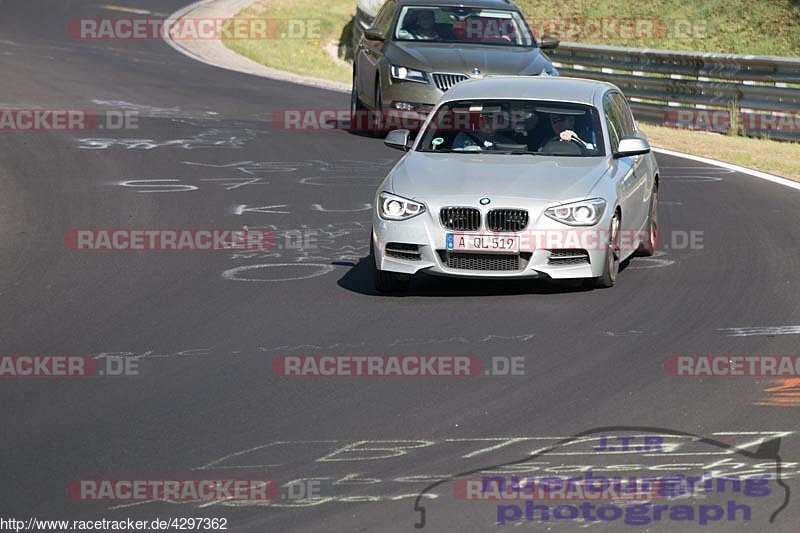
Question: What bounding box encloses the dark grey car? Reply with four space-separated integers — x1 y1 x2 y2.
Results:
351 0 560 119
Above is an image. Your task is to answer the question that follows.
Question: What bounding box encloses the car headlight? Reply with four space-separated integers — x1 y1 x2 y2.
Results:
391 65 428 84
545 199 606 226
378 192 425 220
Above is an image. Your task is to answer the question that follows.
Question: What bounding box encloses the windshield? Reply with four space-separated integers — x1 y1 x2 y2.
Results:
416 99 606 157
394 6 535 46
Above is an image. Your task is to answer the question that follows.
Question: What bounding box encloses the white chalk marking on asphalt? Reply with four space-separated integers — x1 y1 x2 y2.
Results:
626 251 676 269
119 179 198 192
100 4 152 15
311 203 372 212
90 99 183 116
603 330 645 337
718 326 800 337
233 204 290 215
201 177 270 189
221 263 335 282
195 440 339 471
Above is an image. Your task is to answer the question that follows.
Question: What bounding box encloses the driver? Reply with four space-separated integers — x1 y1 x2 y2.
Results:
538 113 589 152
548 113 578 143
399 9 441 40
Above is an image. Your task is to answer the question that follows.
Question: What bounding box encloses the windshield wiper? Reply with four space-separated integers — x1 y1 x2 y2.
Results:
482 151 540 155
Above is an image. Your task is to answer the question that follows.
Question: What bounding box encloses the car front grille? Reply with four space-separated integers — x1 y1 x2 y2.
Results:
547 249 590 265
432 73 469 92
440 252 528 271
440 207 481 231
486 209 529 232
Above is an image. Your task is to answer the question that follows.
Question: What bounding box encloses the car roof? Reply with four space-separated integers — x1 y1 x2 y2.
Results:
395 0 521 10
441 76 620 106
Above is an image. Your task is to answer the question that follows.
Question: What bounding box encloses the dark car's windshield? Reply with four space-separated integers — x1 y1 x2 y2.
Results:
416 99 606 157
394 6 535 47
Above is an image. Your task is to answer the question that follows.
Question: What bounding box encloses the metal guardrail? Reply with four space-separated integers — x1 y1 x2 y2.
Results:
548 42 800 141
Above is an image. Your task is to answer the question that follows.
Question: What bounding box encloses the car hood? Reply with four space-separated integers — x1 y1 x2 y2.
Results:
388 42 553 76
388 152 610 202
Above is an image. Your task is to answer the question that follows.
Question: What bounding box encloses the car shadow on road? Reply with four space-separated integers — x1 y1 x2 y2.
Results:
337 257 630 297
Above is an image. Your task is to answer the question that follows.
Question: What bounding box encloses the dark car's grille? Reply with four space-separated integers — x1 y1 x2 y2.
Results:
548 249 590 265
385 242 421 261
444 252 521 271
487 209 529 232
432 73 469 92
440 207 481 231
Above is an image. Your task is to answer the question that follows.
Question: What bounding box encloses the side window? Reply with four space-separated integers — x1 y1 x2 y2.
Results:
603 96 622 153
611 92 636 137
372 1 397 36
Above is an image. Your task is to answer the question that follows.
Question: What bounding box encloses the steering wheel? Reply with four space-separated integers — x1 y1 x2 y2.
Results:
540 137 586 156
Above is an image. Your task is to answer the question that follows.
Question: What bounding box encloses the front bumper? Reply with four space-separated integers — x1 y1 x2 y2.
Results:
372 198 613 280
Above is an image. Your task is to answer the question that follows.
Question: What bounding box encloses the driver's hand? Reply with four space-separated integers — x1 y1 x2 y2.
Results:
560 130 577 142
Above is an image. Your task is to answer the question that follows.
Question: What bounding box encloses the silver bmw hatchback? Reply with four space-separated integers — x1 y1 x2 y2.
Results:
371 76 660 292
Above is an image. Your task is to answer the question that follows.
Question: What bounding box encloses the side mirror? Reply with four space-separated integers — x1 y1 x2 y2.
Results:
539 36 560 50
614 137 651 159
385 129 411 151
364 27 385 41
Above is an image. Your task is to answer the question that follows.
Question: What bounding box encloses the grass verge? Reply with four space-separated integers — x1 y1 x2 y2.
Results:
222 0 353 84
516 0 800 56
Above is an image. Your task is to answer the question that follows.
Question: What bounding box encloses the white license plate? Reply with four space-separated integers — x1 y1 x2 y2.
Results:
446 234 520 253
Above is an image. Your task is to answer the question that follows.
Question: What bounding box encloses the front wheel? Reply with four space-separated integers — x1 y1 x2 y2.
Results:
370 80 384 138
584 211 621 289
637 185 659 257
371 237 410 293
351 70 365 114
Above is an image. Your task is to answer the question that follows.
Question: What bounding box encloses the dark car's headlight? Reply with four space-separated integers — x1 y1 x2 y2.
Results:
391 65 428 84
378 192 426 220
545 199 606 226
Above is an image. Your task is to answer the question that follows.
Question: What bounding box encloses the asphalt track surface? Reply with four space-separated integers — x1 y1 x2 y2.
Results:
1 1 800 531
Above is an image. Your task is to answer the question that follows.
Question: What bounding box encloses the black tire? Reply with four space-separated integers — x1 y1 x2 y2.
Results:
584 211 621 289
370 237 410 293
637 185 659 257
350 70 366 133
370 79 384 138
